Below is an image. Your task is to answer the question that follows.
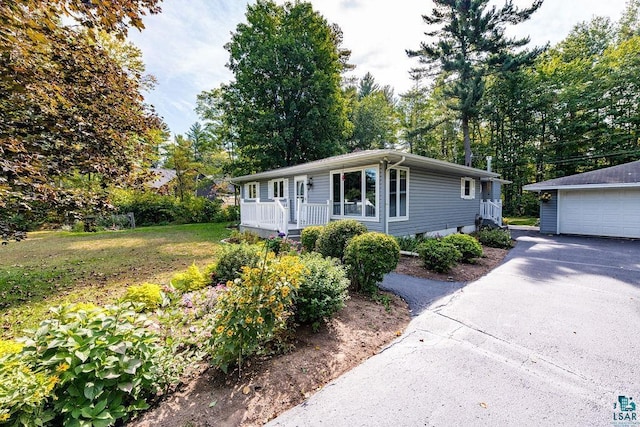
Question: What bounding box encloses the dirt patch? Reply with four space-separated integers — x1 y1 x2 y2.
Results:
394 245 511 282
130 293 410 427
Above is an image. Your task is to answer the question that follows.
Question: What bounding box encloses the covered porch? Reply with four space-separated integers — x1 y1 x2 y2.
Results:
239 199 331 237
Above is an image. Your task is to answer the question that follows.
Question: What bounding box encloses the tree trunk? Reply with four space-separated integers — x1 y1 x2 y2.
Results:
462 114 472 167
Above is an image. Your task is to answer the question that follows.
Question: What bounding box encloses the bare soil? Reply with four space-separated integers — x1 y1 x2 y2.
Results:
130 245 511 427
130 293 410 427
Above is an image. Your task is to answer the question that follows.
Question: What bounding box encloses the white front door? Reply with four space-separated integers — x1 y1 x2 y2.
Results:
294 176 307 221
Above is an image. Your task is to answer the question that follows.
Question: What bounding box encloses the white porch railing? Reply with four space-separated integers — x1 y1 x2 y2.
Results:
480 199 503 226
240 199 289 235
297 201 331 228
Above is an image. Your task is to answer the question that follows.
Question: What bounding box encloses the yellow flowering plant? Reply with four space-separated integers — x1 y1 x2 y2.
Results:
209 254 307 372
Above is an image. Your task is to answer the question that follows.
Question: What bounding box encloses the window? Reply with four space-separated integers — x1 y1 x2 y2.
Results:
389 167 409 220
330 166 378 220
245 182 259 200
268 178 288 199
461 178 475 199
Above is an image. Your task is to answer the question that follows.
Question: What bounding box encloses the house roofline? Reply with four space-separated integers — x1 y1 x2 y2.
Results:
231 149 501 183
524 182 640 191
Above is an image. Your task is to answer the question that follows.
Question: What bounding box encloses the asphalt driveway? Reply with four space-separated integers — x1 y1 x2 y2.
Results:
268 232 640 426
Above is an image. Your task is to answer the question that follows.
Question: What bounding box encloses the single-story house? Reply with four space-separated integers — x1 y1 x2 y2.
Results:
231 149 508 238
523 160 640 238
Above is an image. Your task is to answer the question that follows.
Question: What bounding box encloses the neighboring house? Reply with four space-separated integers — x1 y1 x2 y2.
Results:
148 168 177 195
231 149 508 237
523 160 640 238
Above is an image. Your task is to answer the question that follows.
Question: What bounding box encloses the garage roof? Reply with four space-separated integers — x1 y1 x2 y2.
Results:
524 160 640 191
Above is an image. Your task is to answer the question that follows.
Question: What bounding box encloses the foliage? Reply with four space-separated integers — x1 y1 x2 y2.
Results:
121 283 164 312
503 217 538 226
417 239 462 273
216 205 240 223
300 226 324 252
209 255 307 372
343 232 400 295
171 263 208 292
226 229 261 244
316 220 367 260
265 235 301 255
296 253 350 330
394 235 425 253
475 228 513 249
210 0 352 173
407 0 543 166
0 2 163 241
10 303 180 427
110 189 223 226
207 244 262 285
441 234 483 263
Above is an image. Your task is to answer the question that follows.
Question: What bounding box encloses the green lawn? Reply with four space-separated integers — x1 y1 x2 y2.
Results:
0 223 231 339
504 217 539 226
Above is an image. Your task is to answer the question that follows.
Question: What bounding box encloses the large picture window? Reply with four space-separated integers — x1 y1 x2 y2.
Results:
331 166 378 220
388 167 408 220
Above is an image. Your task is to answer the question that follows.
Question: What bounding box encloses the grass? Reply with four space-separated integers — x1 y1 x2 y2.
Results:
503 217 538 226
0 223 231 339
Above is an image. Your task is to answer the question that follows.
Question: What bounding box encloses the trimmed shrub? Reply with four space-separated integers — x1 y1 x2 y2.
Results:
171 263 207 292
417 239 461 273
442 233 483 263
296 253 350 329
207 244 262 285
209 255 307 372
121 283 164 311
344 232 400 295
476 228 513 249
300 226 324 252
10 304 180 427
316 219 367 260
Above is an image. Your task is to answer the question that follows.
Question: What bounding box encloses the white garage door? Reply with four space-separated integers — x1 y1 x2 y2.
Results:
559 189 640 238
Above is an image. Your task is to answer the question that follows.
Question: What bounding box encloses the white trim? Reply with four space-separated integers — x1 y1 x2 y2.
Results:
556 190 561 234
461 177 476 200
329 164 380 222
387 166 409 222
268 178 288 200
524 182 640 191
293 175 307 222
244 181 259 200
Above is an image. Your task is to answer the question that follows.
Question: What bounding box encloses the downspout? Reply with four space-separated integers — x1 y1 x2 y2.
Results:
384 156 406 235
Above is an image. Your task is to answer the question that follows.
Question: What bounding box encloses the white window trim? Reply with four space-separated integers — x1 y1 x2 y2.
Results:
244 181 259 200
268 178 288 200
387 166 409 222
329 164 379 222
461 177 476 200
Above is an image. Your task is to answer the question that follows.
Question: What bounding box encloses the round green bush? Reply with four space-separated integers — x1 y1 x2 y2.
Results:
475 228 513 249
417 239 462 273
121 283 164 311
316 219 367 260
343 232 400 295
207 243 262 284
442 233 483 263
300 226 324 252
171 263 207 292
296 253 350 328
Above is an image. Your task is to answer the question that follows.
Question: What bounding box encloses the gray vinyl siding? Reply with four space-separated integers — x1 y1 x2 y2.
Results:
539 190 558 234
389 170 480 237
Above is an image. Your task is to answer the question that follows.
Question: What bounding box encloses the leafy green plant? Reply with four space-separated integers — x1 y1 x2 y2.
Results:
394 235 425 252
14 303 182 427
344 232 400 295
442 233 483 263
225 229 261 244
316 219 367 260
121 283 164 312
300 226 324 252
209 255 306 372
475 228 513 249
171 263 207 292
207 244 262 285
296 253 350 330
417 239 462 273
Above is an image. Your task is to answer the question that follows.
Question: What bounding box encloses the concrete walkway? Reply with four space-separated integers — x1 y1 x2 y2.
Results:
268 232 640 427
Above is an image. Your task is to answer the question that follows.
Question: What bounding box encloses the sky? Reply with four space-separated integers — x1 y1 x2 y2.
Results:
128 0 630 137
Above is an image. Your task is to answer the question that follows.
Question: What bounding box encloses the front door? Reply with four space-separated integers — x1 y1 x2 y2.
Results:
294 176 307 222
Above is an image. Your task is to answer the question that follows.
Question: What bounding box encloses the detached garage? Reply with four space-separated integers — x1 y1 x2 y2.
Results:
524 161 640 239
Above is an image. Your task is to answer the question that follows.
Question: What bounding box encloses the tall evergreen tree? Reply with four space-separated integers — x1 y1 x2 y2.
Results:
408 0 543 167
222 0 351 173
